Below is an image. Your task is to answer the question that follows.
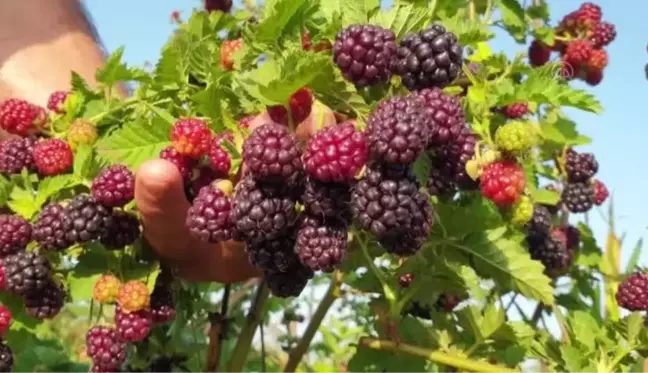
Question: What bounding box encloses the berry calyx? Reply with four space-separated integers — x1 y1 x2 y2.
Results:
160 146 196 181
117 280 150 313
170 118 212 159
47 91 69 114
67 119 98 151
0 214 32 257
303 121 368 183
593 179 609 205
32 139 73 176
617 272 648 311
92 165 135 208
0 99 47 136
0 306 11 337
494 121 537 154
242 123 303 184
186 183 235 243
115 306 152 342
480 160 526 207
501 102 529 119
0 137 36 175
220 39 243 71
93 274 122 304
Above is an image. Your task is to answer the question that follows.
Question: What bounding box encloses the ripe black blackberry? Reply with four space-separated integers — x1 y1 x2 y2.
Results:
392 23 463 90
0 342 12 372
91 164 135 208
527 230 573 278
527 204 552 234
617 272 648 311
366 96 429 164
242 123 303 185
426 165 456 197
564 148 598 182
265 263 313 298
432 126 477 189
413 88 465 147
62 194 114 244
333 24 397 87
99 211 140 250
186 183 234 244
3 251 51 295
0 137 35 174
0 214 32 257
302 178 352 223
295 215 348 272
150 277 176 325
351 164 433 244
231 175 297 242
33 203 72 251
24 280 66 319
562 182 595 213
246 233 299 273
86 326 127 371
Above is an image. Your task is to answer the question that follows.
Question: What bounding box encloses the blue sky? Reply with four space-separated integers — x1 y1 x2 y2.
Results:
86 0 647 268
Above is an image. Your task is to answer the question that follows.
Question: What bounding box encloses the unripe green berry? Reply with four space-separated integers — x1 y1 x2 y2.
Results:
510 195 533 226
67 119 98 151
495 121 537 154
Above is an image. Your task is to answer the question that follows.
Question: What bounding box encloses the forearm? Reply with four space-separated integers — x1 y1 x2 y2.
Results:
0 0 105 106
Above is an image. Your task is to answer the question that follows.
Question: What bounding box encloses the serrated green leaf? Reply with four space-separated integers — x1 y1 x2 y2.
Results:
626 312 643 344
308 59 371 119
73 144 94 181
320 0 378 27
533 188 560 206
7 186 38 220
371 4 429 39
70 71 96 97
567 310 599 352
625 238 643 274
35 175 78 209
541 116 591 146
348 344 426 372
0 175 12 207
95 47 133 86
97 117 172 170
560 344 584 372
443 12 495 46
255 0 318 44
498 0 526 42
494 321 536 348
480 303 505 339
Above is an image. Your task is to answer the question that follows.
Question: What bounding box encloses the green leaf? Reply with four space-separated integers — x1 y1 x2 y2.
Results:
371 4 429 39
494 321 536 348
533 188 560 206
319 0 378 27
498 0 526 42
97 117 172 170
7 186 38 220
308 59 371 119
560 344 584 372
480 303 506 339
348 344 426 372
443 12 495 46
70 71 96 98
626 312 643 344
255 0 319 44
73 144 94 181
453 228 554 304
95 47 132 86
35 175 78 209
542 116 591 146
625 238 643 274
567 310 599 352
0 175 12 207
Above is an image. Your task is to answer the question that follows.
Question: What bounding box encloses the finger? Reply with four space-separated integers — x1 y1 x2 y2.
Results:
173 241 262 283
135 159 193 262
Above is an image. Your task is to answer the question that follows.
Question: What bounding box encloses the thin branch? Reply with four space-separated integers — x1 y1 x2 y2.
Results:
530 303 544 325
552 304 571 344
226 281 270 372
227 278 260 314
205 284 232 372
358 338 519 373
284 271 343 372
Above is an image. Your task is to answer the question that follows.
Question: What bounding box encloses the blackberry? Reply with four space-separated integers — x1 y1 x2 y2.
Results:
0 214 32 257
207 140 231 177
426 165 456 197
398 273 414 288
562 182 594 213
301 178 352 223
186 183 234 244
295 215 348 272
3 251 51 295
590 22 616 48
501 102 529 119
366 96 429 164
92 165 135 208
0 98 47 137
246 233 299 273
563 225 581 251
392 23 463 90
265 264 313 298
115 306 152 342
564 148 598 182
150 276 176 325
0 343 12 372
351 165 433 243
585 68 603 86
86 326 127 371
617 273 648 311
231 176 297 242
62 194 114 244
413 88 465 147
333 24 397 87
527 230 573 278
117 280 150 313
0 137 35 174
33 203 72 251
47 91 69 114
433 127 477 188
24 279 66 319
528 40 551 67
593 179 609 205
267 88 313 126
527 204 552 234
186 166 222 201
378 220 431 256
242 123 303 184
205 0 232 13
303 121 368 183
99 211 140 250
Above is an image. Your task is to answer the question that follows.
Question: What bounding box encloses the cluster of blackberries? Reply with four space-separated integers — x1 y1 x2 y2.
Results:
560 148 608 213
528 2 616 86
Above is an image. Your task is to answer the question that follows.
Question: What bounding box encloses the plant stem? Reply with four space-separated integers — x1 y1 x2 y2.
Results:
429 0 438 19
284 271 343 372
530 303 544 325
356 231 397 306
552 304 571 344
205 284 232 372
225 281 270 372
468 0 476 21
358 338 519 373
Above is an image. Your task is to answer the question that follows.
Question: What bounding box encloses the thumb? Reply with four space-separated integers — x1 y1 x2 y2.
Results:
134 159 193 261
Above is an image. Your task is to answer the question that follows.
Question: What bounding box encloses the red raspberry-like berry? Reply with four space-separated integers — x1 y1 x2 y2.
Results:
0 214 32 257
86 326 127 371
398 273 414 288
160 146 196 181
32 139 73 176
0 99 47 137
238 115 255 129
617 272 648 311
564 40 594 68
437 294 462 312
303 121 368 183
242 123 303 184
593 179 609 205
220 39 243 71
587 49 608 70
0 265 5 291
170 118 212 159
528 40 551 67
576 2 602 29
301 29 312 50
590 22 616 49
92 165 135 208
47 91 69 114
93 274 121 304
117 280 150 313
115 306 152 342
480 160 526 207
0 306 11 337
501 102 529 119
267 88 313 126
208 139 231 176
